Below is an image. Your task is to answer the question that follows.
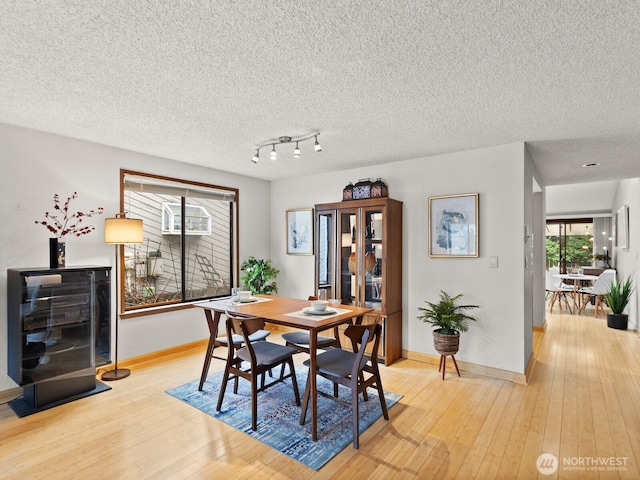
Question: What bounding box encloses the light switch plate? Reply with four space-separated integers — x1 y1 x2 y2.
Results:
490 256 498 268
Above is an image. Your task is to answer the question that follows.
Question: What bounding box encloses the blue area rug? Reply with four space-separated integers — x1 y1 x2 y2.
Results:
166 365 401 470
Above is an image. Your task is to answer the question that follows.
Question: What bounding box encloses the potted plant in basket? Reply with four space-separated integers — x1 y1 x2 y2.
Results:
603 275 634 330
417 291 479 357
240 256 280 295
593 253 607 268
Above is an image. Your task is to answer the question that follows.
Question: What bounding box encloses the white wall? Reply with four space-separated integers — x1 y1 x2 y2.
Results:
271 143 533 374
0 123 271 392
610 178 640 330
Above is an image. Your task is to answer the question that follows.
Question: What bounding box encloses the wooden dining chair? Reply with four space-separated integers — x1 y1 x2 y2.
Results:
299 322 388 449
216 315 300 431
198 310 270 391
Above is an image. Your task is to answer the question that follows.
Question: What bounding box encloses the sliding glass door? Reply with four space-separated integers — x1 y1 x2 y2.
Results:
546 219 594 273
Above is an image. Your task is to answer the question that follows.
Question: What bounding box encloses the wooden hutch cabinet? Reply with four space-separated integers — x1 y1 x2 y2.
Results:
314 197 402 365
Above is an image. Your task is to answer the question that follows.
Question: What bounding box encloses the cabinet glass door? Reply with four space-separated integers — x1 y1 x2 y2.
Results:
363 207 384 309
338 209 358 306
316 211 335 300
18 270 96 385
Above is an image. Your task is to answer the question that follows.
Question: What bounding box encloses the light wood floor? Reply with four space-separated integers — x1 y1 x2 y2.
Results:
1 308 639 479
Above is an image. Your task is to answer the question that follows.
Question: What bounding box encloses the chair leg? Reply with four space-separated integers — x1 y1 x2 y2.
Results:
549 292 557 313
562 293 573 314
288 359 301 405
299 373 311 425
595 295 603 317
372 365 389 420
352 380 360 449
578 294 589 314
250 375 258 431
359 373 369 401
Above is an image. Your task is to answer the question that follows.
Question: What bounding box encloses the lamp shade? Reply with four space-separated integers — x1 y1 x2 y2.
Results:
104 217 144 244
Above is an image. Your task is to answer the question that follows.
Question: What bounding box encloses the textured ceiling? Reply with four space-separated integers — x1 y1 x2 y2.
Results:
1 1 639 185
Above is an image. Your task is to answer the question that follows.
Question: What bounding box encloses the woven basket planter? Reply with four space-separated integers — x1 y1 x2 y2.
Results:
433 330 460 356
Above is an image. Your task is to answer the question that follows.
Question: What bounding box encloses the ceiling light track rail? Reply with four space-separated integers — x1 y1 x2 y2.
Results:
251 132 322 163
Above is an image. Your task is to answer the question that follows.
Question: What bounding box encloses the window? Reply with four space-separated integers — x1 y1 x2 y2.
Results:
120 170 238 313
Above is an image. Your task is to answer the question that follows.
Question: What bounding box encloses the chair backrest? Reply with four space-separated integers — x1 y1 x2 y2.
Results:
344 323 381 370
545 270 556 290
592 269 617 295
548 267 561 287
224 315 267 364
227 315 266 338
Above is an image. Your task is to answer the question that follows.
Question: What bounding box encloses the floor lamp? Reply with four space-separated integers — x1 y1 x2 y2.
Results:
102 213 143 381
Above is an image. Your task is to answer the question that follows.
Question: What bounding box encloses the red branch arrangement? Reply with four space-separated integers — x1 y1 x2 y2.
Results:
35 192 104 238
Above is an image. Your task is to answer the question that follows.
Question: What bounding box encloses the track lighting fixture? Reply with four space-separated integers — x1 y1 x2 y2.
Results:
251 132 321 163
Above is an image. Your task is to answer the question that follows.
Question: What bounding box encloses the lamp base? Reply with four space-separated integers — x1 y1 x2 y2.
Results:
101 368 131 381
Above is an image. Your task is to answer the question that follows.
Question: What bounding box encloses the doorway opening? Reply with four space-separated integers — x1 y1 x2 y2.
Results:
545 217 612 273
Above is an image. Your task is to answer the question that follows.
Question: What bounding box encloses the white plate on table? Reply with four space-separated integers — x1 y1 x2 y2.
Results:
236 297 258 303
303 307 336 316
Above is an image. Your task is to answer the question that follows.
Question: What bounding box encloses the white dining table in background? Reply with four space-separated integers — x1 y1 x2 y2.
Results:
554 273 599 311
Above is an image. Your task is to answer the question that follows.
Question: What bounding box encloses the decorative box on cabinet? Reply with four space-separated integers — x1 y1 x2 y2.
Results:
315 197 402 365
7 266 112 416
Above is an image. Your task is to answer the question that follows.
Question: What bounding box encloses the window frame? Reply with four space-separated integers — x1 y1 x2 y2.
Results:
118 169 239 318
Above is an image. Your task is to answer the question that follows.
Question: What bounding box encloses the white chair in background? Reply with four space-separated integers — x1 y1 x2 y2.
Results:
549 266 574 289
546 269 574 314
577 269 617 316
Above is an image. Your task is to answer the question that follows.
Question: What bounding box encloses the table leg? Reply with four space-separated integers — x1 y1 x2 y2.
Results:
310 329 318 441
199 310 222 391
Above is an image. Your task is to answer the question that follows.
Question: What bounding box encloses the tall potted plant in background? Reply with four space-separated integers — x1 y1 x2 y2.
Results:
240 256 280 294
603 275 634 330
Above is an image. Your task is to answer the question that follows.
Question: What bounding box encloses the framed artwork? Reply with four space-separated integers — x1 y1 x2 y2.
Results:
287 208 314 255
617 205 629 248
429 193 479 257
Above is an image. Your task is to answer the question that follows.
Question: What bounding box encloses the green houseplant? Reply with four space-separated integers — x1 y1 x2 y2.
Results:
603 275 634 330
240 256 280 295
417 291 478 357
593 253 607 267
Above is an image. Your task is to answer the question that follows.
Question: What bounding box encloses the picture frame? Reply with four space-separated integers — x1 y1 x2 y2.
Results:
286 208 314 255
429 193 479 257
617 205 628 249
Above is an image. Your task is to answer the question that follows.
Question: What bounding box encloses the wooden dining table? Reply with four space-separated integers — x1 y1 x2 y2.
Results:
193 295 373 441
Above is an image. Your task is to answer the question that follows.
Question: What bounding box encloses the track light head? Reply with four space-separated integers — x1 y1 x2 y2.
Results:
314 135 322 152
270 144 277 161
251 150 259 163
293 142 301 158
